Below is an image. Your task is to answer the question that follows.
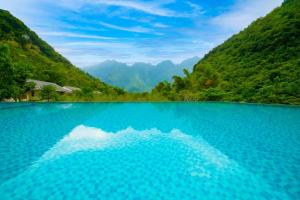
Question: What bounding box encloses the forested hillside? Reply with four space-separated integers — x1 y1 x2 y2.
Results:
153 0 300 104
0 9 124 100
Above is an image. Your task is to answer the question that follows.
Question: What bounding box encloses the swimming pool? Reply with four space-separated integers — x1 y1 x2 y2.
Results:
0 103 299 199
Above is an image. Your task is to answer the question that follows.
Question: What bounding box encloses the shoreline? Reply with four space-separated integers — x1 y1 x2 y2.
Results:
1 101 299 108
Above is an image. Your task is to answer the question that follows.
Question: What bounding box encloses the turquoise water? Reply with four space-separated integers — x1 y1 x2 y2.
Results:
0 103 299 200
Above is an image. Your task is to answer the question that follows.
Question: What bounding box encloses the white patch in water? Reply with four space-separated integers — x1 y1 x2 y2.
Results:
38 125 234 172
39 125 163 161
35 125 235 183
170 129 232 170
0 125 285 199
61 104 73 109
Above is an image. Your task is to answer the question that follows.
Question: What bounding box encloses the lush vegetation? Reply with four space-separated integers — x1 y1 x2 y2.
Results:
0 44 35 100
153 0 300 104
0 9 125 101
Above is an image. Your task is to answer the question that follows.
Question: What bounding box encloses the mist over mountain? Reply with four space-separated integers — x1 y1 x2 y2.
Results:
85 57 200 92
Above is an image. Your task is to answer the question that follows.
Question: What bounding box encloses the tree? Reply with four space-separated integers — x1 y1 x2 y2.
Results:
81 87 93 97
183 69 190 78
152 81 171 95
0 45 33 101
203 88 224 101
0 44 15 100
41 85 57 101
172 76 186 92
12 63 32 100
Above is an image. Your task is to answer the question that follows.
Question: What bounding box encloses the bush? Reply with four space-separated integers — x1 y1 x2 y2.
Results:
41 85 57 101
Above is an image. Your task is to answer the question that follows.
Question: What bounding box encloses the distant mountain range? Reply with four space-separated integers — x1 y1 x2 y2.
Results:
85 57 200 92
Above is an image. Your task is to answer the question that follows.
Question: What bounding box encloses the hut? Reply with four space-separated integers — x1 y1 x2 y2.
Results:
22 79 71 101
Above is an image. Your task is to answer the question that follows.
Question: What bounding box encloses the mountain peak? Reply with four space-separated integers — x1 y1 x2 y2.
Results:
157 60 175 67
86 57 199 92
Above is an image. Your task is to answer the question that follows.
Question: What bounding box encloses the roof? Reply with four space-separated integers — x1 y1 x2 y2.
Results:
93 91 102 94
63 86 81 92
27 79 70 93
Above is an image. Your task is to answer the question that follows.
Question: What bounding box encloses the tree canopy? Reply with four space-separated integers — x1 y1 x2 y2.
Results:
41 85 57 101
0 44 34 100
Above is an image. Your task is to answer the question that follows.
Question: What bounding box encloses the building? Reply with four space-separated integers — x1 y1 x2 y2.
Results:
22 79 79 101
63 86 82 93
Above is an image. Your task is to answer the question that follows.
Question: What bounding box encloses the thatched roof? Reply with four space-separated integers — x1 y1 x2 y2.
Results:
27 79 70 93
63 86 81 92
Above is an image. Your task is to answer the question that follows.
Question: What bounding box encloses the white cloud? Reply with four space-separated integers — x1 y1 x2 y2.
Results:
99 21 159 34
53 40 153 66
92 0 176 17
53 0 199 18
52 38 211 67
39 31 114 40
186 1 205 15
211 0 284 31
153 22 169 28
2 0 255 67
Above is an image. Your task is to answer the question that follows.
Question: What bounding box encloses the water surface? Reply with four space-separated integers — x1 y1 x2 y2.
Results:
0 103 299 199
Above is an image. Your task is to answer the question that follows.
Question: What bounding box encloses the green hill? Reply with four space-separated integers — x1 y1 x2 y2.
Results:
0 9 123 100
153 0 300 104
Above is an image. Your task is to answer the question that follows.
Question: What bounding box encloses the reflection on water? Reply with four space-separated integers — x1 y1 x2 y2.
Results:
0 125 289 199
39 125 233 168
0 103 299 199
40 126 160 161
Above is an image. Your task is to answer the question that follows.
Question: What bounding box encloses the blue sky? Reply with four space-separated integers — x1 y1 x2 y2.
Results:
0 0 283 67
